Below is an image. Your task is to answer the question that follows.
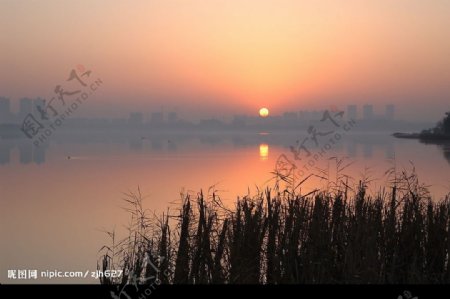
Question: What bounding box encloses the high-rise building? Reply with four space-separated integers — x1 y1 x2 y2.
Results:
232 115 247 127
19 98 32 118
33 98 46 115
129 112 143 126
347 105 357 120
363 105 374 120
311 110 322 120
298 110 311 121
168 112 177 124
386 104 395 121
150 112 164 125
0 97 11 123
283 112 298 120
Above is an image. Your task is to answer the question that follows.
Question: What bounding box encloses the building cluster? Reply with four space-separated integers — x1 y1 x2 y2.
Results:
0 97 47 123
1 97 396 130
346 104 395 121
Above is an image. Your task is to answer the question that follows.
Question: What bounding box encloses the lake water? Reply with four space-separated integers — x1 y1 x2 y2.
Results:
1 131 450 283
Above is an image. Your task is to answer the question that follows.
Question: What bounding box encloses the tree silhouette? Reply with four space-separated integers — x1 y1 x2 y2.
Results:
442 112 450 135
423 111 450 135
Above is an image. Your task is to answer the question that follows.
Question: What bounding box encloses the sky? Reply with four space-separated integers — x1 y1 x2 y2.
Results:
1 0 450 121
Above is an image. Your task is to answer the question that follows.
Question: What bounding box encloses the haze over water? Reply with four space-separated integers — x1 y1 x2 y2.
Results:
1 0 450 284
1 131 450 283
1 1 450 121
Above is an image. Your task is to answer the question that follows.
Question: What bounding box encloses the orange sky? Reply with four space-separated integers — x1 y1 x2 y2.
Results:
1 0 450 120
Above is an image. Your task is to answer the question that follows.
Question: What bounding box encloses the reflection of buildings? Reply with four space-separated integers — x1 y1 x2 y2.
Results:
344 137 395 160
385 143 394 159
199 135 222 145
432 142 450 165
0 133 405 166
0 140 47 165
129 137 143 150
151 139 163 151
34 146 46 164
168 140 177 151
363 143 373 158
0 143 12 164
19 143 33 164
442 147 450 164
347 141 357 158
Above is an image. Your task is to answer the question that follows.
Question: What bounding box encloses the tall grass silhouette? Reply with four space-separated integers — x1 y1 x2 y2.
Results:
98 160 450 284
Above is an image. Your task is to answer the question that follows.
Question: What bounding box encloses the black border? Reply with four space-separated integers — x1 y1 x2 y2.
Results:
1 284 448 299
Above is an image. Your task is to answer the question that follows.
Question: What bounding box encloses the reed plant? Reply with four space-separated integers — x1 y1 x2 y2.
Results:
99 163 450 284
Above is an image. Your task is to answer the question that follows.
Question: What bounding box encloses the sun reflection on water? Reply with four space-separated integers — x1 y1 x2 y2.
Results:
259 143 269 161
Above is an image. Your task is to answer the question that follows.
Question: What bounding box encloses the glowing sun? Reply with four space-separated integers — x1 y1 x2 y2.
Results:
259 107 269 118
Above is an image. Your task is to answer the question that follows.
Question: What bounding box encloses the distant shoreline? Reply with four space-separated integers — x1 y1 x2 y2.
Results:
393 132 450 142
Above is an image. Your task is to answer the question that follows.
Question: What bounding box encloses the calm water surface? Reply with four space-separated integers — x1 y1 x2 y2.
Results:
1 132 449 283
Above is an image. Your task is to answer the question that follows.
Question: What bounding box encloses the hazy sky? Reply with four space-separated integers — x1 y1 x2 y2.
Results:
1 0 450 121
